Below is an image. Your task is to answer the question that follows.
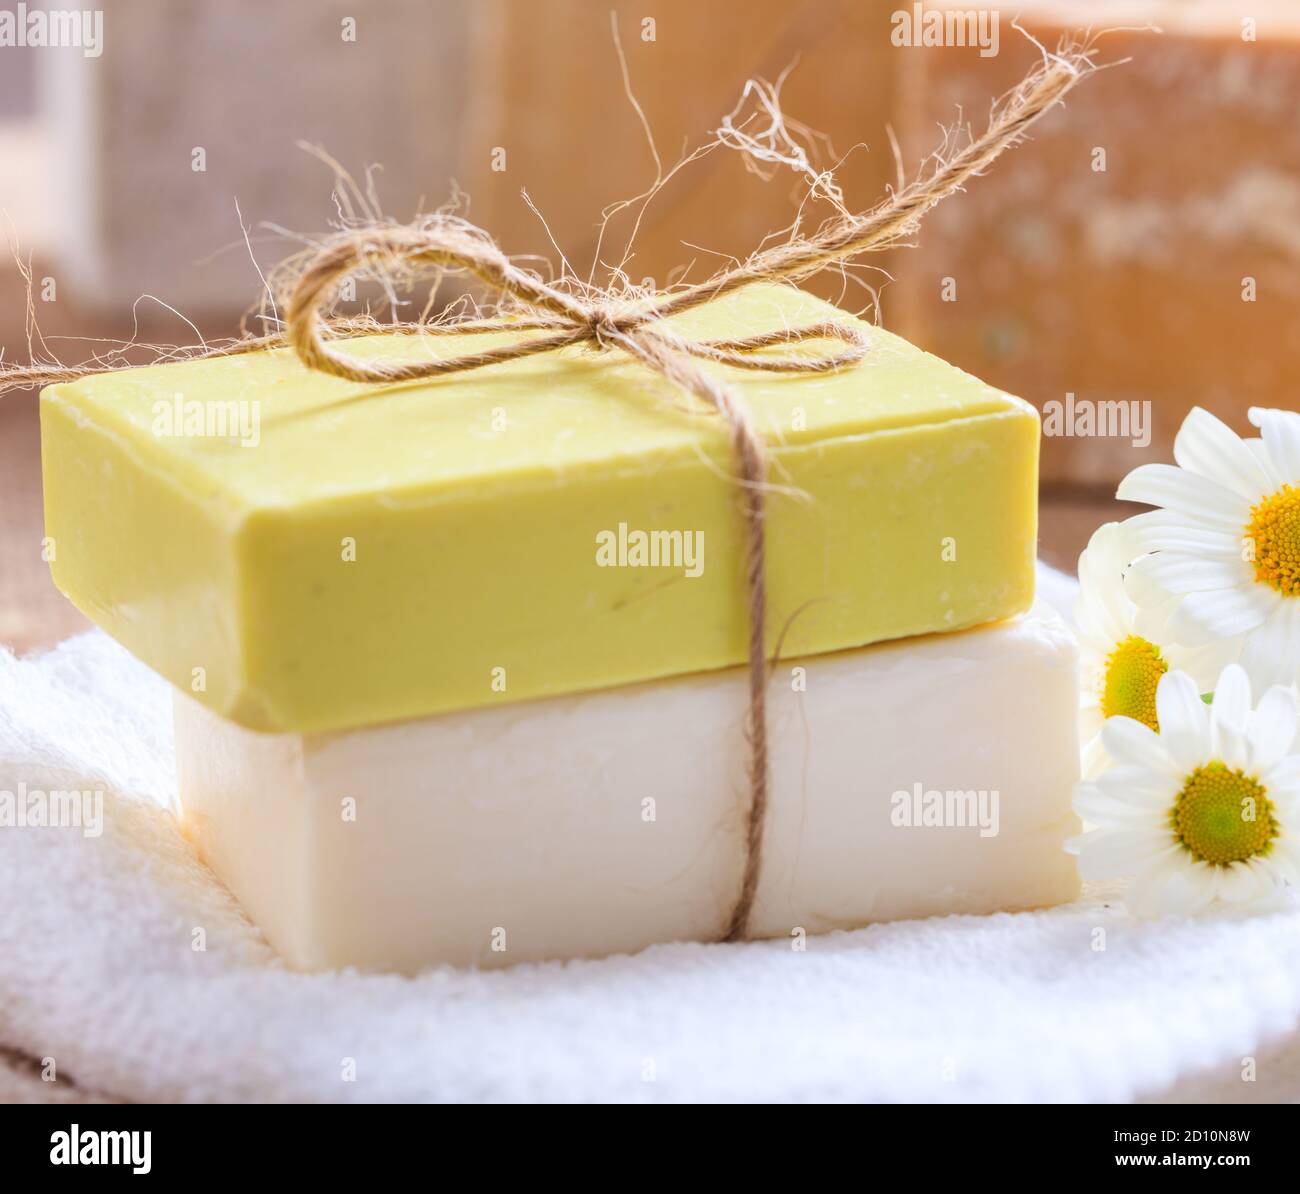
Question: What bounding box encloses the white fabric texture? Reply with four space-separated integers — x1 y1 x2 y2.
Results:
1 563 1298 1103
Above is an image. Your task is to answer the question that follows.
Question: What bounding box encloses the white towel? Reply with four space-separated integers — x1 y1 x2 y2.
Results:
2 565 1298 1103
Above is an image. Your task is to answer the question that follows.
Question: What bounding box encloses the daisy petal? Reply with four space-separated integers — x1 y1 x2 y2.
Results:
1127 550 1248 596
1267 837 1300 883
1249 407 1300 481
1168 584 1274 645
1126 853 1217 918
1210 663 1252 768
1130 593 1190 649
1262 753 1300 794
1239 602 1300 691
1079 522 1138 578
1101 716 1177 774
1124 554 1179 607
1175 407 1273 499
1071 828 1173 878
1076 606 1126 656
1116 463 1250 532
1247 685 1299 774
1121 510 1244 558
1215 858 1278 905
1163 632 1246 694
1075 541 1132 644
1244 437 1282 487
1096 765 1179 807
1074 784 1160 826
1156 670 1211 770
1270 789 1300 820
1081 731 1110 780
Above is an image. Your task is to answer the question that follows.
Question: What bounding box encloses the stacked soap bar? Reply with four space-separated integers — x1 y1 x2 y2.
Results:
41 283 1080 971
43 285 1038 732
177 602 1079 971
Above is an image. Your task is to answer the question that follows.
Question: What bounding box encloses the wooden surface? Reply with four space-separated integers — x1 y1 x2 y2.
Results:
0 392 91 651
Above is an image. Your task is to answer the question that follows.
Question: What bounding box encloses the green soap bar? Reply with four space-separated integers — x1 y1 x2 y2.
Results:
41 283 1039 732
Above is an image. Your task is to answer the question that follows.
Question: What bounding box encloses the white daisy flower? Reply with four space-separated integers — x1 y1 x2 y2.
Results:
1117 405 1300 692
1067 664 1300 917
1075 522 1237 777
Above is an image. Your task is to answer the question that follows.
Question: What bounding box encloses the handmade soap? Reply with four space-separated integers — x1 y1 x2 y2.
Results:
175 601 1080 972
896 1 1300 484
43 283 1038 733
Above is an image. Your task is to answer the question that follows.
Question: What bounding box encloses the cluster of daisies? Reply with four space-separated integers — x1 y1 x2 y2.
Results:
1069 406 1300 917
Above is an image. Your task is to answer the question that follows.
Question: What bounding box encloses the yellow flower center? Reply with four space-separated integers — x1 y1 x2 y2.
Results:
1101 636 1167 729
1247 483 1300 597
1171 762 1277 865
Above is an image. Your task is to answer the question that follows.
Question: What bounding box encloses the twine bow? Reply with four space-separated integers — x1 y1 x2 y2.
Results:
282 47 1091 942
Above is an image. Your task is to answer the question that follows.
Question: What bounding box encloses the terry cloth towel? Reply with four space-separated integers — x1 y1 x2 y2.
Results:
1 564 1298 1103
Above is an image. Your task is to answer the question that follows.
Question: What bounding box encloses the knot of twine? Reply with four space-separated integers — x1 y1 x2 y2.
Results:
273 46 1088 944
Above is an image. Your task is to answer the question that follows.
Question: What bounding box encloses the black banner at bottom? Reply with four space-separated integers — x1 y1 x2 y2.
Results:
0 1101 1292 1179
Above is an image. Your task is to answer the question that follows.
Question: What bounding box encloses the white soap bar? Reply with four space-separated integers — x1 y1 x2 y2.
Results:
176 602 1080 972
